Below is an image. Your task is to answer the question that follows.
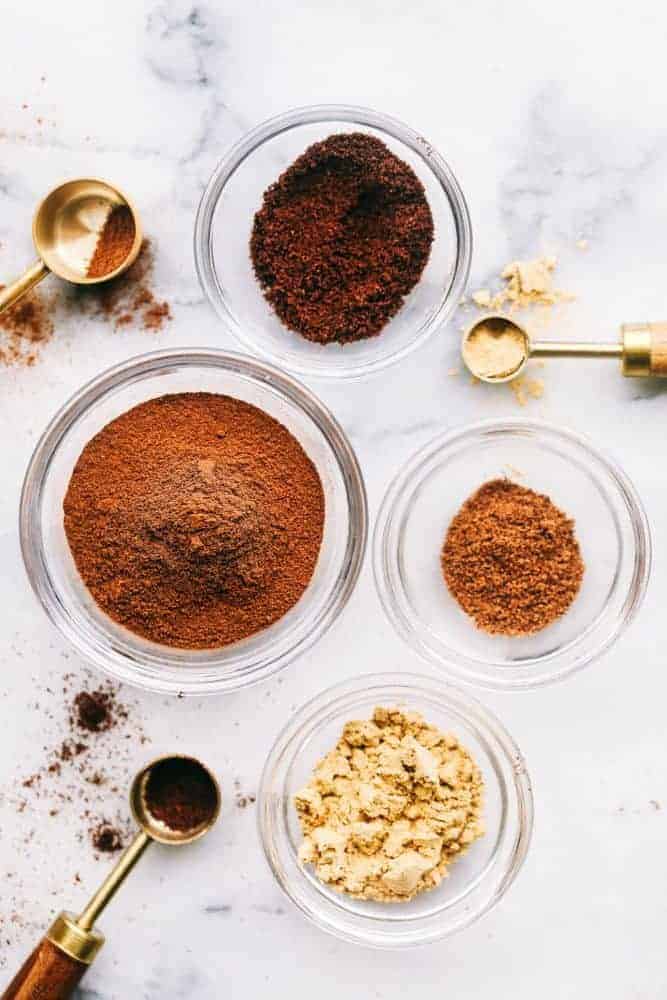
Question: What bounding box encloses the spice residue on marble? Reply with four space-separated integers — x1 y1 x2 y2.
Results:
0 238 171 368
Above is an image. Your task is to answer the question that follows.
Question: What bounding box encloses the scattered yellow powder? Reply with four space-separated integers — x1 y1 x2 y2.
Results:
472 255 573 312
463 318 527 380
510 375 545 406
294 707 485 903
472 288 492 308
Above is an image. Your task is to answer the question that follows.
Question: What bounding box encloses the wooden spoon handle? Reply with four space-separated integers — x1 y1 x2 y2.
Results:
1 938 87 1000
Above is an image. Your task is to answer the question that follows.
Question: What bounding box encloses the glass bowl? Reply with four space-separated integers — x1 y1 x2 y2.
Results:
19 349 367 696
374 419 651 690
258 672 533 949
194 104 471 380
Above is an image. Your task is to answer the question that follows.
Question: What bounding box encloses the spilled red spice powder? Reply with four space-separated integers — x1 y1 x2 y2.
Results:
0 238 171 368
65 238 171 331
145 757 217 832
0 287 55 366
251 132 434 344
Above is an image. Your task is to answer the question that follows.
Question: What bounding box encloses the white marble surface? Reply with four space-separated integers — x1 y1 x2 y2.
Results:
1 0 666 996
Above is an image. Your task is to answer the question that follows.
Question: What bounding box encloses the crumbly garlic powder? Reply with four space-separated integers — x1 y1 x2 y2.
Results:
472 255 572 312
294 707 484 903
463 320 527 380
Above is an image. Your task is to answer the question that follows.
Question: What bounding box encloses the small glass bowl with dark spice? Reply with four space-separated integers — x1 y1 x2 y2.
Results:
195 104 471 380
20 349 367 695
373 419 651 690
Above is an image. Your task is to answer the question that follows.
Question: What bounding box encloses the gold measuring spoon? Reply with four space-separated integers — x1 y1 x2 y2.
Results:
2 754 220 1000
0 178 142 315
462 313 667 382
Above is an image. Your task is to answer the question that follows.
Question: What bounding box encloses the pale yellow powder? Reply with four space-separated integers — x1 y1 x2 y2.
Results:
472 255 573 312
294 707 485 903
510 375 545 406
463 320 527 380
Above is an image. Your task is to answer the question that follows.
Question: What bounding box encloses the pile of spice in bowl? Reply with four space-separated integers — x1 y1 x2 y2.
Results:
195 104 471 379
20 349 367 695
258 673 532 948
373 419 651 689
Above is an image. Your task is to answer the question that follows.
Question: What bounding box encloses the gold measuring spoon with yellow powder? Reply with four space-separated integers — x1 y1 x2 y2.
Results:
0 178 142 315
462 313 667 382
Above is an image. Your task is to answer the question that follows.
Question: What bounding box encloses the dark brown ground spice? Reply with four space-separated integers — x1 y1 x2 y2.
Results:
91 822 125 854
63 392 325 649
144 757 217 832
72 687 124 733
441 479 584 636
86 203 136 279
250 132 434 344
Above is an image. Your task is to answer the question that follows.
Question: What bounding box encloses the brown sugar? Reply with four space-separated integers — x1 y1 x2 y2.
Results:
62 392 325 649
441 479 584 635
86 204 136 279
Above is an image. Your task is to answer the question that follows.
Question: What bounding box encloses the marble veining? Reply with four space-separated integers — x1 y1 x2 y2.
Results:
1 1 667 998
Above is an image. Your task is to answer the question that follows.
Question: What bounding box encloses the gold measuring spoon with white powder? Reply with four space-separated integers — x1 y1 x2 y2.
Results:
462 313 667 382
0 178 142 315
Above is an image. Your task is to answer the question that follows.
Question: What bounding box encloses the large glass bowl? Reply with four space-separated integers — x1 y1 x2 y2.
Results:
194 104 471 380
258 673 533 949
19 349 367 695
373 419 651 690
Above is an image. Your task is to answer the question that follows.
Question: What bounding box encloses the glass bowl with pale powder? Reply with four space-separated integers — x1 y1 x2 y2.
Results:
258 673 532 948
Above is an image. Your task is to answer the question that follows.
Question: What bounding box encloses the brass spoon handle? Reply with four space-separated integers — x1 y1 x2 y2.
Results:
0 259 49 315
531 340 623 359
0 831 151 1000
77 829 151 931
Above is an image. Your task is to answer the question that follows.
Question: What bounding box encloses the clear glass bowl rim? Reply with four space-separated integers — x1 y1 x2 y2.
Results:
19 348 368 696
257 671 534 949
373 417 652 691
193 102 472 380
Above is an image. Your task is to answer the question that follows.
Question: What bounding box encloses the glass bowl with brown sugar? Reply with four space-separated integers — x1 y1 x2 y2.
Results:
19 349 367 695
373 419 651 690
194 104 471 380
